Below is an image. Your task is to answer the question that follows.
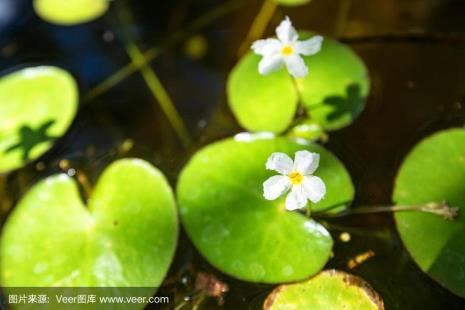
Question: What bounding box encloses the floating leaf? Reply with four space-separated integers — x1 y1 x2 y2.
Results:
297 32 370 131
0 159 178 288
33 0 109 25
264 270 384 309
273 0 311 6
287 119 325 141
227 33 369 134
177 134 354 282
227 53 299 133
0 66 78 173
393 128 465 298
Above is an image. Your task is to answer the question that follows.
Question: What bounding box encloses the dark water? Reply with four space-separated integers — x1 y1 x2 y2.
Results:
1 0 465 309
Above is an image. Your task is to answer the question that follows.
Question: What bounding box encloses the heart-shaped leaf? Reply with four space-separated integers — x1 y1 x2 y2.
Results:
227 33 369 133
297 32 370 131
0 159 178 288
177 134 354 283
227 53 299 133
264 270 384 309
0 66 78 174
33 0 109 25
393 128 465 298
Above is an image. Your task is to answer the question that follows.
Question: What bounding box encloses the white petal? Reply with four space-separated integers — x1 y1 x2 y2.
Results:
266 152 293 174
295 36 323 56
275 16 298 44
284 54 308 78
285 185 307 210
263 175 291 200
251 38 281 56
293 151 319 175
258 54 283 75
302 176 326 203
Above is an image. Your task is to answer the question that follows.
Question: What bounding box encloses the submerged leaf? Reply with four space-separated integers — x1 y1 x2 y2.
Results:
34 0 109 25
264 270 384 310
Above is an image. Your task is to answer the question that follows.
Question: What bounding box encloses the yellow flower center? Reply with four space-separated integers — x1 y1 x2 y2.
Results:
281 45 294 56
288 171 304 185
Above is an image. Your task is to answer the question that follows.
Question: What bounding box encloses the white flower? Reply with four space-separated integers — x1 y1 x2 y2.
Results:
251 16 323 78
263 151 326 211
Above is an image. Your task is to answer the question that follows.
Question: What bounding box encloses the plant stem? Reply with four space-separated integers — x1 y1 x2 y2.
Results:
237 0 277 56
125 43 192 147
306 204 312 217
114 1 192 147
315 201 459 220
0 174 11 214
334 0 352 38
174 300 188 310
76 172 93 200
84 49 159 102
85 0 244 102
59 160 93 200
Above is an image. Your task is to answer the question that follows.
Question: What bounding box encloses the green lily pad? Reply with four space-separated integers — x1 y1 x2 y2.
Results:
0 158 178 287
177 134 354 283
0 66 78 174
273 0 311 6
393 128 465 298
227 33 369 134
264 270 384 310
33 0 109 25
297 32 370 131
227 53 299 133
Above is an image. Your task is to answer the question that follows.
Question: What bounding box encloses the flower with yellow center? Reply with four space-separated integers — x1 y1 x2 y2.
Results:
281 45 294 56
288 171 304 185
251 16 323 78
263 151 326 211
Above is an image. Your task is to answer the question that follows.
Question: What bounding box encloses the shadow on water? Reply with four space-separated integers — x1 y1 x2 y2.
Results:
5 120 57 161
324 83 365 122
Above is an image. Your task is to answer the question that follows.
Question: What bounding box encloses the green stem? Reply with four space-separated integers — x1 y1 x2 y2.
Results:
286 78 329 142
237 0 277 56
174 300 188 310
334 0 352 38
125 43 192 147
192 295 206 310
0 174 10 214
315 201 459 220
84 48 159 102
85 0 244 102
115 2 191 147
306 203 312 217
